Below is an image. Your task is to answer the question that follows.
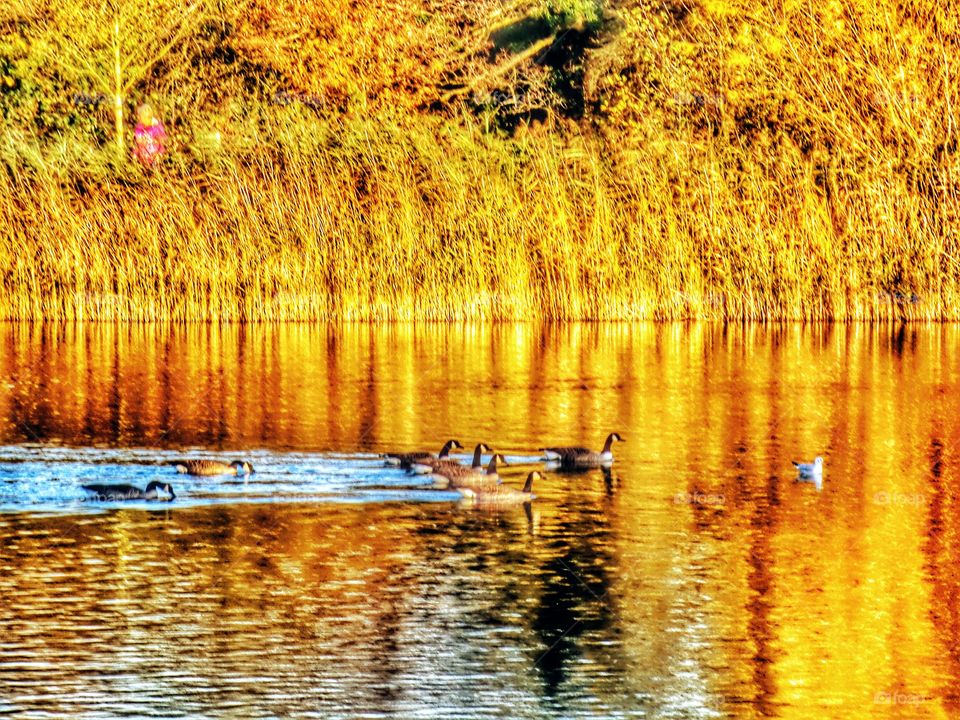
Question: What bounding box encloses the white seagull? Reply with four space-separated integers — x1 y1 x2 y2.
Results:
792 456 823 478
792 456 824 490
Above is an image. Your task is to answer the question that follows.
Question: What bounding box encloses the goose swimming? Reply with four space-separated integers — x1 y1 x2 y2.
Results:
459 471 540 503
83 481 176 501
170 460 254 476
434 453 506 491
383 439 463 469
410 442 490 475
542 432 624 469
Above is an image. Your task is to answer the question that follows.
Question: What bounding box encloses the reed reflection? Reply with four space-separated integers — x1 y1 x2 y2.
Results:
0 324 959 717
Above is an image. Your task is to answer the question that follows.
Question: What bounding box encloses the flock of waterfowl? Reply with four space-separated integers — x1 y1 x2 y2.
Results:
78 433 628 505
81 459 255 502
381 432 625 503
78 433 824 504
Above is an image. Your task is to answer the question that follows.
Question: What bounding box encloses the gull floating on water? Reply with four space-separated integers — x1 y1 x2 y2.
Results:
792 456 823 478
792 456 823 490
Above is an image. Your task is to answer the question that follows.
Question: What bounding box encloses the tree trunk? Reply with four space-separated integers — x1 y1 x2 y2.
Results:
113 19 124 155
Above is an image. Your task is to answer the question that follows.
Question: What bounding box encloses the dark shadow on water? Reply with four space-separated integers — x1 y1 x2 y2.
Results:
531 483 620 698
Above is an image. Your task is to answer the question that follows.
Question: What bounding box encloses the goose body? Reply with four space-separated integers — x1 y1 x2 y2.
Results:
542 433 624 469
83 481 176 501
383 439 462 469
434 454 506 491
459 471 539 504
171 459 254 476
411 443 490 475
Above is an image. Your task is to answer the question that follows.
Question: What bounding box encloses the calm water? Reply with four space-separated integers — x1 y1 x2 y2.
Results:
0 323 958 719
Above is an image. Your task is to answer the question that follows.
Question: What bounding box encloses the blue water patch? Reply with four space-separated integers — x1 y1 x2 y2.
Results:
0 446 475 513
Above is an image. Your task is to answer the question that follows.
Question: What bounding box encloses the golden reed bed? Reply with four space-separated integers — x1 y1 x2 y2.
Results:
1 1 958 321
3 120 956 322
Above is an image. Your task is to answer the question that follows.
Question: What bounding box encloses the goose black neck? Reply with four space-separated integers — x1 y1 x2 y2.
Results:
471 444 486 469
146 481 175 499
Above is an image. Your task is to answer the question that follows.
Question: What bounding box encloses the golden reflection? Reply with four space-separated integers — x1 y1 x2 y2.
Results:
1 323 960 716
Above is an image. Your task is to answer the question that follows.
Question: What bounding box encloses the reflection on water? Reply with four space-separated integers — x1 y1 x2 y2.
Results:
1 323 960 717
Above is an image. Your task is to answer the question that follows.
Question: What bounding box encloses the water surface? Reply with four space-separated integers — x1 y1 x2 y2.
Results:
0 323 957 718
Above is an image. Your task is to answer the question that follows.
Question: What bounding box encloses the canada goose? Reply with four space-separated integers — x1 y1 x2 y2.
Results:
434 453 506 491
83 481 176 501
410 442 490 475
542 432 624 469
383 439 463 469
170 459 254 476
459 471 539 503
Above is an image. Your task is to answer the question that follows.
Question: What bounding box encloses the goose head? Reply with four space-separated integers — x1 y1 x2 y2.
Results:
523 471 542 493
487 453 508 472
145 481 176 500
602 433 625 453
440 439 464 456
230 460 254 474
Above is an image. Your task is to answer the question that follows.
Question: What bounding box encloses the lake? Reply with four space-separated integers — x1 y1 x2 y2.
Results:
0 323 957 718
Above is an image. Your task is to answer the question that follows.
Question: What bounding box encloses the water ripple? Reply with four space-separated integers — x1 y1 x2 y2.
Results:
0 446 474 513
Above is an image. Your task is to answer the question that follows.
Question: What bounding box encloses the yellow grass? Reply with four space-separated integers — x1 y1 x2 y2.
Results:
2 114 955 321
1 0 958 321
